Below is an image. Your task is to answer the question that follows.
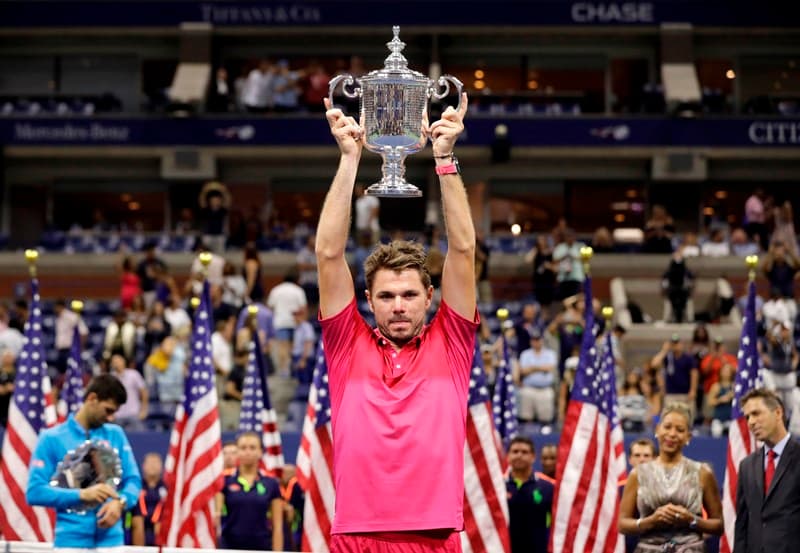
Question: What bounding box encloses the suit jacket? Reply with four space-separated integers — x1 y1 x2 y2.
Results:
734 437 800 553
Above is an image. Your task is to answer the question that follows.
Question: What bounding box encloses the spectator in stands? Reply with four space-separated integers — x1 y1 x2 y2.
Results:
651 335 699 422
174 207 196 236
745 189 768 249
0 350 14 428
680 232 700 258
0 304 24 359
222 261 247 310
296 235 319 311
619 403 723 549
689 324 711 365
643 204 675 254
198 181 232 254
118 256 141 310
730 227 760 257
552 228 585 300
525 234 556 310
220 322 253 430
207 67 232 113
557 345 580 423
236 303 274 355
267 272 307 377
708 362 735 437
137 242 167 310
302 60 330 112
131 452 166 546
506 436 555 553
273 59 303 113
763 240 800 298
222 441 239 470
762 286 797 329
761 320 799 414
701 228 731 257
215 431 283 551
211 318 234 390
547 295 584 376
102 309 137 365
8 299 28 334
128 295 148 329
143 301 171 357
514 302 544 357
242 59 275 113
618 368 650 432
54 299 89 376
517 330 557 424
591 226 615 253
772 200 799 257
424 228 446 311
241 244 265 304
540 444 558 481
145 330 187 417
354 183 380 244
643 360 663 418
661 250 694 323
291 306 315 384
109 354 148 431
699 337 736 415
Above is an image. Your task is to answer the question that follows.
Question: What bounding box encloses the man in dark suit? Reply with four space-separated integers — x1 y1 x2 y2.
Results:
734 388 800 553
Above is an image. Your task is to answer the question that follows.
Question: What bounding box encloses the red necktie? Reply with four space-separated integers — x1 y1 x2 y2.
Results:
764 449 777 494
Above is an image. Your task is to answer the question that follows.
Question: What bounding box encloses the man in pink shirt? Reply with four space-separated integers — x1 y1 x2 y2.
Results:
317 92 477 553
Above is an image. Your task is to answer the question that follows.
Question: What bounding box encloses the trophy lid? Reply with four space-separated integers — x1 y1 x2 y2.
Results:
359 26 429 85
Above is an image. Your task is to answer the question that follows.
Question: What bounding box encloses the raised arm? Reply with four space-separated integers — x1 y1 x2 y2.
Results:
431 93 475 319
316 98 363 318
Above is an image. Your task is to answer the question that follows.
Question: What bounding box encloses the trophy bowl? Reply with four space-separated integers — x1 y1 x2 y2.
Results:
50 440 123 514
329 26 463 198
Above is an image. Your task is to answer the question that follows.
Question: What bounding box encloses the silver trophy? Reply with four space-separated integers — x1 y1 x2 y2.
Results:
50 440 123 514
329 26 463 197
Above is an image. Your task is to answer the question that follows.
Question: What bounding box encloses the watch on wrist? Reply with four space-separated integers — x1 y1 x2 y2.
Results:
435 155 461 175
689 515 698 529
116 496 127 509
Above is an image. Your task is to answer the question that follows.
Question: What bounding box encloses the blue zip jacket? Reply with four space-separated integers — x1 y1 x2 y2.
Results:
26 414 142 547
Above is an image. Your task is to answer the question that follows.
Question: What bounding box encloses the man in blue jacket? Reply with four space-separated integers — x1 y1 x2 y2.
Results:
27 374 142 548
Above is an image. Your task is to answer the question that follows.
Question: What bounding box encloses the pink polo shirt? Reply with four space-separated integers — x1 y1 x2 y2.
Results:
321 299 479 534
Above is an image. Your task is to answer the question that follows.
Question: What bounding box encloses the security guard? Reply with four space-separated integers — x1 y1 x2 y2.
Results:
506 436 554 553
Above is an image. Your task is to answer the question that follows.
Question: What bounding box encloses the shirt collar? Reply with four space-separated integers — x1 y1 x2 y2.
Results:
766 432 792 458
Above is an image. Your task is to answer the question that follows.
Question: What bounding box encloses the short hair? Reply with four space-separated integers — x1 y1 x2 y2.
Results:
741 388 785 415
235 430 263 446
85 374 127 406
508 435 535 454
364 240 431 293
629 438 656 456
660 402 693 427
222 441 238 449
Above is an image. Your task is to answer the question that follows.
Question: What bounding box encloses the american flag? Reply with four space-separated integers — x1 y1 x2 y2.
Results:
551 275 626 553
0 276 56 541
461 338 511 553
56 325 84 423
238 328 284 475
491 332 518 452
296 342 335 553
720 279 760 553
159 280 224 548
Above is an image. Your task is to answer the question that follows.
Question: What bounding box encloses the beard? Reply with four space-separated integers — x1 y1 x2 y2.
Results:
377 317 423 346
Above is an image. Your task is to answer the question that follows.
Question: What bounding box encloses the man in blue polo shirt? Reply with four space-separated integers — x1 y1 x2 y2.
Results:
506 436 554 553
27 374 141 549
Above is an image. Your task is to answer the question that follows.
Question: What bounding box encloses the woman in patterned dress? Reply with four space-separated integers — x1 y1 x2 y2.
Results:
618 403 724 552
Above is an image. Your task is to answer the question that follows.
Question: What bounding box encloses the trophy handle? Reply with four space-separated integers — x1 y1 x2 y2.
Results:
432 75 464 111
328 74 361 109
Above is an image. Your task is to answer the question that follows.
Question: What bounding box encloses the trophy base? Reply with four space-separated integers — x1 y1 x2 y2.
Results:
365 181 422 198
